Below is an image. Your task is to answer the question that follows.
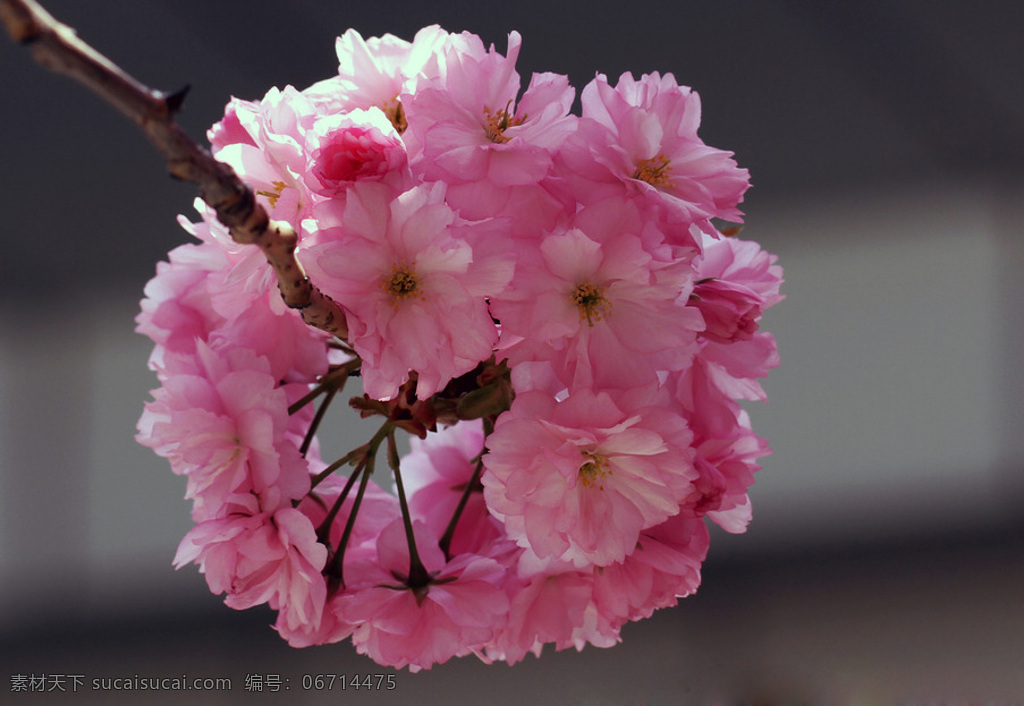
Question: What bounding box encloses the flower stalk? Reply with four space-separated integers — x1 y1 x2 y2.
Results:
0 0 349 339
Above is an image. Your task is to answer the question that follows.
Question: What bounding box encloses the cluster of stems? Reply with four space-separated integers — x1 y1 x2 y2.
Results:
292 349 508 596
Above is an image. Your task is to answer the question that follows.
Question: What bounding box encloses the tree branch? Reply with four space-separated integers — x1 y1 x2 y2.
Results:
0 0 349 339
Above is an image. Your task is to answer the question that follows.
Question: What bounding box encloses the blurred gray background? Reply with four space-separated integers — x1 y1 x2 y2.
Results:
2 1 1023 703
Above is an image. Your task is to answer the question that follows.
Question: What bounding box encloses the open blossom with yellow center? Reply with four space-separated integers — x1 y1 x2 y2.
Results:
300 182 514 401
482 388 699 568
559 71 751 225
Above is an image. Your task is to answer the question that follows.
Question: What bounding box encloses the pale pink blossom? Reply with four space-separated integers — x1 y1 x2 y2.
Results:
275 476 402 647
135 242 225 371
591 512 708 623
136 25 783 667
208 99 257 153
695 230 785 308
175 201 272 313
275 593 356 648
300 182 513 400
685 233 784 401
303 26 448 125
211 87 321 227
559 71 749 227
689 232 784 343
487 561 593 664
404 32 576 193
339 519 510 671
692 414 769 533
296 474 400 557
697 331 781 402
175 495 328 634
668 361 773 532
492 222 701 390
210 301 332 385
482 388 698 567
165 201 331 383
136 343 310 520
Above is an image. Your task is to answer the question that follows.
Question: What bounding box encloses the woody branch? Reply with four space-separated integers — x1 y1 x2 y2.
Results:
0 0 349 340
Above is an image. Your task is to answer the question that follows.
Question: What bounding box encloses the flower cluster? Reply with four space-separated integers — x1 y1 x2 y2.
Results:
136 26 782 670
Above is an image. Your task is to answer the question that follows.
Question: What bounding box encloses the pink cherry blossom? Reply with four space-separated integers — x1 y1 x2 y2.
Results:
696 230 785 308
207 99 257 153
685 232 785 402
668 359 773 532
591 511 709 623
136 342 310 520
690 277 764 343
163 201 331 383
175 495 328 634
300 181 513 400
559 71 750 227
487 560 593 664
338 519 510 671
689 232 784 343
482 388 698 567
136 25 782 667
691 411 769 533
697 331 781 402
275 593 356 648
211 87 322 227
303 108 410 197
404 32 576 193
135 241 226 371
303 26 448 127
296 473 400 557
492 221 701 391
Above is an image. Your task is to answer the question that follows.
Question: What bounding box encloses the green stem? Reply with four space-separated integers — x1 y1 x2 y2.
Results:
387 428 430 588
326 460 372 592
438 416 494 559
299 385 337 456
314 456 365 545
438 456 484 560
326 422 392 590
287 358 358 416
309 443 368 492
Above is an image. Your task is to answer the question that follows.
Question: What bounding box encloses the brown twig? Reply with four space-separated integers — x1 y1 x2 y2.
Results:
0 0 349 339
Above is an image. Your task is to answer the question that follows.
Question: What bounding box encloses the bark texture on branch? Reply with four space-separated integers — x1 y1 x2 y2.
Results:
0 0 349 340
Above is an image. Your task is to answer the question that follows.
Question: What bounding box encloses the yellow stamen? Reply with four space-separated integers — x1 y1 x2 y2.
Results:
382 263 420 308
483 100 523 144
633 154 674 189
255 180 288 208
571 281 612 326
578 453 611 490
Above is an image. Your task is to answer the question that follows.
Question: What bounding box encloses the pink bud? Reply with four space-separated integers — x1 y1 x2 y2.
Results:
306 109 407 196
692 278 763 344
